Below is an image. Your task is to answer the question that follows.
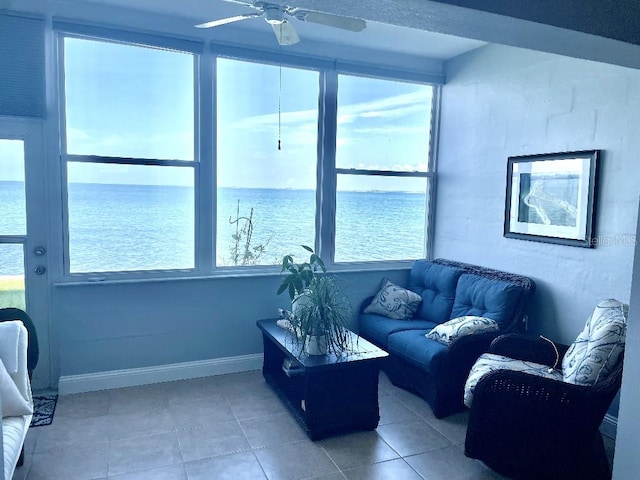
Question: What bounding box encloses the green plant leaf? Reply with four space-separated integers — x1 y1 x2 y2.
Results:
277 280 289 296
301 245 313 253
310 254 326 272
281 255 293 271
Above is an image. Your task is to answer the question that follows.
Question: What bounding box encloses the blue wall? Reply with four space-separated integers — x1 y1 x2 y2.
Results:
52 270 408 378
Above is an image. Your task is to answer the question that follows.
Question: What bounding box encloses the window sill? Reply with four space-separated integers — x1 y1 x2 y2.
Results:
52 260 415 287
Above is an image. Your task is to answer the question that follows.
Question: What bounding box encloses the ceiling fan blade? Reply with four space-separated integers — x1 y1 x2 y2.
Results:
195 12 262 29
272 21 300 46
221 0 256 5
291 10 366 32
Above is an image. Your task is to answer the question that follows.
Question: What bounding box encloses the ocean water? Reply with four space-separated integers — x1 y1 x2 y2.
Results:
0 181 426 274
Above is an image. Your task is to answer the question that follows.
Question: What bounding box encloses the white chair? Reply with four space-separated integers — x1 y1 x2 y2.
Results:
0 321 33 480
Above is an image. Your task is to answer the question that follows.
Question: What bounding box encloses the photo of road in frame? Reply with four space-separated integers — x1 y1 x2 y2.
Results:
516 171 579 227
504 150 600 248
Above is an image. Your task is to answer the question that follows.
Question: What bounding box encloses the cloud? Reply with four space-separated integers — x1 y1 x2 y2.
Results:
227 89 430 133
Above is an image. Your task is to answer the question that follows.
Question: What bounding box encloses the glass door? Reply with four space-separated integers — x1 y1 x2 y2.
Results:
0 138 29 309
0 121 50 389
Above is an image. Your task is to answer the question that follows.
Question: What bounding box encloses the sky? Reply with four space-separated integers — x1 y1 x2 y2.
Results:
2 36 434 193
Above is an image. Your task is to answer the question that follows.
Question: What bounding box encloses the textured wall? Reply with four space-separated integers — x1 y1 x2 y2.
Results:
436 44 640 343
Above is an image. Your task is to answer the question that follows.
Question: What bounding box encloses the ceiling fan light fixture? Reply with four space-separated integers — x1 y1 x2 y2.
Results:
196 1 367 46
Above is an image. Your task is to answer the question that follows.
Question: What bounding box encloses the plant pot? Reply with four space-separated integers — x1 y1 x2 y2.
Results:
292 292 311 318
304 334 328 355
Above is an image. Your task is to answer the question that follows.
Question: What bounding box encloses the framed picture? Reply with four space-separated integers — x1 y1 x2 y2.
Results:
504 150 600 248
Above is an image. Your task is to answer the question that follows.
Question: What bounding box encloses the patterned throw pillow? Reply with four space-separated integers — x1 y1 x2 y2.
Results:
562 299 628 386
364 279 423 320
425 316 499 346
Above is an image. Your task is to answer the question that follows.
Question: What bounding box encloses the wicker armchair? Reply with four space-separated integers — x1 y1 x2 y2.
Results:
465 333 622 480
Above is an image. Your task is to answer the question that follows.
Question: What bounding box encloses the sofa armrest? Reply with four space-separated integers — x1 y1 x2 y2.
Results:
441 330 502 377
0 393 4 480
446 330 502 356
489 334 569 366
0 322 32 406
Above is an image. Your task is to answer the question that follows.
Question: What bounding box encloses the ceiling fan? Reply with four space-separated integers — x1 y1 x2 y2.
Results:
195 0 367 46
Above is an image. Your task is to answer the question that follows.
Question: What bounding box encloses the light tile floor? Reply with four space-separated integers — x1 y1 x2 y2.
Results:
15 371 615 479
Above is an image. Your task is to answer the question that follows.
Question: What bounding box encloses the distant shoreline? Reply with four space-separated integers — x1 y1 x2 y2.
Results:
0 181 425 195
0 275 23 282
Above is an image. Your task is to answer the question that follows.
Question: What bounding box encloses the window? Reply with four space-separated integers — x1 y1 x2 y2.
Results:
61 36 196 273
57 27 440 278
216 58 319 267
334 75 435 262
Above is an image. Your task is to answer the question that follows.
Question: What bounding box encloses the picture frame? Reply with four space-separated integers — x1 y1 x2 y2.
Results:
504 150 600 248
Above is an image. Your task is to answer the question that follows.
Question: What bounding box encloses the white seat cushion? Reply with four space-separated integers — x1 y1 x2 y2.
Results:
3 414 31 480
464 353 564 407
562 299 628 386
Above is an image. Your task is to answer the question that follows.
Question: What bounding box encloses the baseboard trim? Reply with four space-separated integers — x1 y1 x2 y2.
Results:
58 354 263 395
601 413 618 439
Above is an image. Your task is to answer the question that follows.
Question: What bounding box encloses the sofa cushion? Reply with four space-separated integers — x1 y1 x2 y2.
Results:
3 415 30 480
0 359 32 418
359 313 439 349
408 261 464 324
464 353 564 407
0 321 20 374
426 316 499 346
562 299 628 386
450 274 523 329
387 330 448 375
364 279 423 320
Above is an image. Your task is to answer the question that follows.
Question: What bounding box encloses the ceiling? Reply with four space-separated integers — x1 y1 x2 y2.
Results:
12 0 640 70
61 0 488 60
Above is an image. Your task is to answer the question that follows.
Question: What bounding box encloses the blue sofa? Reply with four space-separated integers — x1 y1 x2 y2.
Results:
358 259 536 418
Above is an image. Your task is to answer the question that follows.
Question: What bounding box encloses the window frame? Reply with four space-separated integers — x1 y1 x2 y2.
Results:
325 70 440 268
213 54 323 271
53 23 442 282
56 30 202 278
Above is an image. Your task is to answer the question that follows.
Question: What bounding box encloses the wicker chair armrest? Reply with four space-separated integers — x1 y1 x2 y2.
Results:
489 333 570 366
359 296 375 314
471 369 614 433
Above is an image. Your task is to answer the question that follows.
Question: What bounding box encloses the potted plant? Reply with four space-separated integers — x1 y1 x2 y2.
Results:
277 246 353 355
277 245 326 304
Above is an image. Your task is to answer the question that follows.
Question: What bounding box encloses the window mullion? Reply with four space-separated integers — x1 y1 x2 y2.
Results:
335 168 430 178
425 85 442 260
317 68 338 268
196 51 215 272
64 154 194 168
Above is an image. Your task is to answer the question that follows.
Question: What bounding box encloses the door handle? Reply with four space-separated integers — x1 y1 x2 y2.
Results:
34 265 47 275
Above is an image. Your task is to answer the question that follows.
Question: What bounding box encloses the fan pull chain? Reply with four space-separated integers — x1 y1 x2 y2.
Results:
278 64 282 151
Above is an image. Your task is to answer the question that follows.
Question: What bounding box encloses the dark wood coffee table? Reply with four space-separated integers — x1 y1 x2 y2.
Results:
256 318 389 440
